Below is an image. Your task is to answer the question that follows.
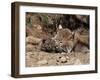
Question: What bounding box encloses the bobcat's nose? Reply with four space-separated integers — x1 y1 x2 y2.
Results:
67 47 72 54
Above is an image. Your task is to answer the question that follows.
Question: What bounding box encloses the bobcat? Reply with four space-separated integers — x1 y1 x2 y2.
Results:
52 28 75 53
40 25 89 53
52 27 89 53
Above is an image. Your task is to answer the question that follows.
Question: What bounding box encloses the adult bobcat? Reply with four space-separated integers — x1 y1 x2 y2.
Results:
52 27 89 53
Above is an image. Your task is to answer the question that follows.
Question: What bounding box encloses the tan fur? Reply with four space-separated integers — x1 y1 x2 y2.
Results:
52 28 89 53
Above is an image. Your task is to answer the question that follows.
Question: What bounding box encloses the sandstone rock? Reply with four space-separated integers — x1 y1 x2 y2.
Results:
26 52 33 55
66 56 70 60
37 25 42 30
26 44 34 52
75 43 89 53
26 36 41 45
74 59 82 65
60 57 67 63
37 60 48 65
58 56 68 63
48 60 57 65
26 52 33 59
61 52 66 54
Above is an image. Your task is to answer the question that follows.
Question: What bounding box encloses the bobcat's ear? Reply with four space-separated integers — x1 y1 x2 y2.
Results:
58 24 62 29
72 32 74 35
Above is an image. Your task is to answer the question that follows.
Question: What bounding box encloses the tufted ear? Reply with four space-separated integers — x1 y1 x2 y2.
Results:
58 24 62 29
56 24 63 33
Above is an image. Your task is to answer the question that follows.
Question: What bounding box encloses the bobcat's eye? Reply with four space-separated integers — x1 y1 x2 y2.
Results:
60 42 62 43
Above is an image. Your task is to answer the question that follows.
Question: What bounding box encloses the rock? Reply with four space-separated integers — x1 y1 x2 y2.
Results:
26 52 33 59
74 59 82 65
66 56 70 60
61 52 66 54
64 57 75 65
26 36 41 45
26 44 34 52
60 57 67 63
26 52 33 55
58 56 68 63
37 60 48 65
48 60 57 65
75 43 89 53
37 25 42 30
26 27 34 36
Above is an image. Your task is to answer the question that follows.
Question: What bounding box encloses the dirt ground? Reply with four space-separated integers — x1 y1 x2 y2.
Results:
26 44 89 67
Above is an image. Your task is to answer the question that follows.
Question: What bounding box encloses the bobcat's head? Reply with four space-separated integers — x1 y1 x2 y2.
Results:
52 28 75 53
